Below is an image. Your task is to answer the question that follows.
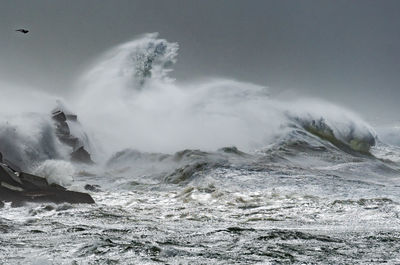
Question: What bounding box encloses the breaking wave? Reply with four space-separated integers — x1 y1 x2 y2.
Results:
0 33 395 175
33 159 75 187
0 33 399 265
72 33 378 162
0 84 69 170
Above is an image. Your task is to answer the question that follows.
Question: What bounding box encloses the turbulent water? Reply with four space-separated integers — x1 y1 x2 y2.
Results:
1 33 400 264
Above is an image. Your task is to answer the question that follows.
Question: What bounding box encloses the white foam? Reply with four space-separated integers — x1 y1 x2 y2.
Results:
33 159 75 186
0 33 379 166
72 33 283 159
72 33 376 161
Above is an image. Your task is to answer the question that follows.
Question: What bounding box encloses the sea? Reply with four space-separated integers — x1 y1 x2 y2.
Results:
0 33 399 264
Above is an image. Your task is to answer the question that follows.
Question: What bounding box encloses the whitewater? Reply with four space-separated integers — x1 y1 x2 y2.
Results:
0 33 399 264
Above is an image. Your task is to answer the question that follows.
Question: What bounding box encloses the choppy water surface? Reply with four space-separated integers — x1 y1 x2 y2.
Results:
1 142 400 264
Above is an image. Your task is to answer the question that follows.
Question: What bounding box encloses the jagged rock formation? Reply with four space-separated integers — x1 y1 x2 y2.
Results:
51 108 94 164
0 162 94 206
71 146 93 164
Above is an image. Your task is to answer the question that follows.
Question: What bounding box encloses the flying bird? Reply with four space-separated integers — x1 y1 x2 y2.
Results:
16 29 29 34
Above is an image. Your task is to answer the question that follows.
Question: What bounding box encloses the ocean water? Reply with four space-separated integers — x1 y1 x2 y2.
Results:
0 34 399 264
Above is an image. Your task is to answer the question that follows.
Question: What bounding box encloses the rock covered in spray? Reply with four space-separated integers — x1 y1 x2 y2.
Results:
51 103 94 164
70 146 93 164
0 160 94 206
0 113 63 171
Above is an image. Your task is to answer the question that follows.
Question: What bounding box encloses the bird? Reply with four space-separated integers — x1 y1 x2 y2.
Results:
15 29 29 34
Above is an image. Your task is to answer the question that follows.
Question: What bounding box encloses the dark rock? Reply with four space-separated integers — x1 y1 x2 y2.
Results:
52 110 67 123
0 164 95 205
19 172 50 190
58 135 79 148
0 164 22 187
164 162 209 184
71 146 94 164
51 107 95 164
65 114 77 121
84 184 101 192
56 121 70 135
217 146 248 156
3 159 22 172
173 149 210 162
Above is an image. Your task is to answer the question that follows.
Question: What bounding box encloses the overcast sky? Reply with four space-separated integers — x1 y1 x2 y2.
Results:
1 0 399 123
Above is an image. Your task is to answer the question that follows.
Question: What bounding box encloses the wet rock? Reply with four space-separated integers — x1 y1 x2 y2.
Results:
58 135 79 148
217 146 248 156
173 149 210 162
71 146 94 164
51 110 67 123
65 114 77 121
55 121 71 135
164 162 209 184
84 184 101 192
51 106 95 164
0 164 95 205
3 159 22 172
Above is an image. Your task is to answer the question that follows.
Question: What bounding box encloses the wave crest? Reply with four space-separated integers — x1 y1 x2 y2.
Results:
285 100 377 154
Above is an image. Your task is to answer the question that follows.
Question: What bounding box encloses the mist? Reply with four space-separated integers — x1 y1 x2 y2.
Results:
1 0 400 124
64 33 375 162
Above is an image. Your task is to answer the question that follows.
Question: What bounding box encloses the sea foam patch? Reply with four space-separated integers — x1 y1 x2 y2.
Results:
33 159 75 187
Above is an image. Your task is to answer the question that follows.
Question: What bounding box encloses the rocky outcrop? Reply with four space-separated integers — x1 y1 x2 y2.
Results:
71 146 93 164
51 108 94 164
0 162 94 206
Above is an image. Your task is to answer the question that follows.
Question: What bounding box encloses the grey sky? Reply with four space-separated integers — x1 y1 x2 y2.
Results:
1 0 399 123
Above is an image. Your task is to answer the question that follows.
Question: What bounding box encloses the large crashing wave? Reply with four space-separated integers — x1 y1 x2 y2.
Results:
284 100 377 154
74 33 283 158
0 114 62 170
83 33 178 89
0 83 70 171
73 33 377 160
0 33 380 173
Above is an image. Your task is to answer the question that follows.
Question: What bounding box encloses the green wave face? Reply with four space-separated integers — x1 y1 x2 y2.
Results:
301 118 376 155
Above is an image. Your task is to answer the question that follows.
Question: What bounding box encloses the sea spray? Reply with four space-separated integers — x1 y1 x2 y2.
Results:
33 159 75 187
73 33 285 158
1 33 400 265
282 99 377 153
0 35 379 169
73 33 377 160
0 83 73 169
